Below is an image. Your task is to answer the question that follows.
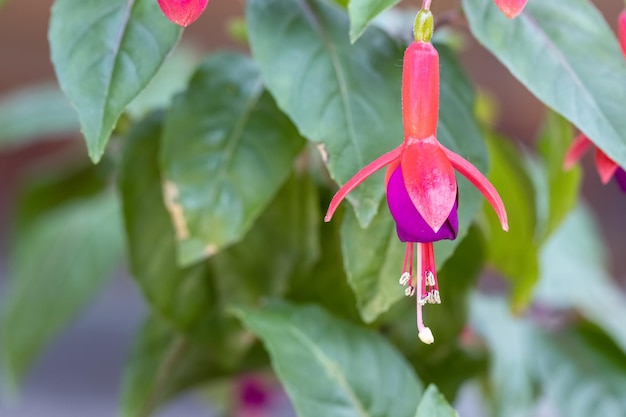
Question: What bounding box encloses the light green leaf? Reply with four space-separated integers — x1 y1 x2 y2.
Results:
348 0 402 43
482 133 538 310
536 204 626 353
161 52 305 265
462 0 626 169
118 113 217 341
470 294 535 417
1 192 124 387
247 0 404 227
534 324 626 417
235 301 423 417
49 0 181 162
340 46 487 322
415 385 459 417
0 85 79 148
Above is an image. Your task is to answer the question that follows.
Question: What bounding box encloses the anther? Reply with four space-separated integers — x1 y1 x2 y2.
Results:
405 286 416 297
432 290 441 304
425 271 435 287
399 272 411 286
419 295 429 305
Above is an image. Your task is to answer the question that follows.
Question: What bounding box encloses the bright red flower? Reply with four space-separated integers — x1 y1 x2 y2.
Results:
158 0 208 27
325 9 508 344
493 0 528 19
619 10 626 56
564 134 626 192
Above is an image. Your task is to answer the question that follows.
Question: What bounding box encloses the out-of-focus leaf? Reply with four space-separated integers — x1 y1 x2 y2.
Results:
1 192 124 387
118 113 218 342
212 175 320 306
415 385 459 417
462 0 626 169
536 204 626 353
469 294 535 417
246 0 404 227
0 85 79 148
483 133 538 310
120 317 268 417
161 52 304 266
49 0 181 162
235 301 423 417
534 323 626 417
535 110 581 239
348 0 402 43
340 45 487 323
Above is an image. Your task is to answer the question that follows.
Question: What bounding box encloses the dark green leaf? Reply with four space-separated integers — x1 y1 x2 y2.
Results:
469 294 535 417
482 133 538 310
535 323 626 417
348 0 402 43
535 110 581 239
118 113 218 342
235 301 423 417
415 385 459 417
340 46 487 322
247 0 404 226
0 85 79 148
462 0 626 169
1 192 124 386
49 0 181 162
536 205 626 353
161 52 305 265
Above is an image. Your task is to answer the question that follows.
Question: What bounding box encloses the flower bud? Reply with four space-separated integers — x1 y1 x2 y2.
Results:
493 0 528 19
158 0 208 27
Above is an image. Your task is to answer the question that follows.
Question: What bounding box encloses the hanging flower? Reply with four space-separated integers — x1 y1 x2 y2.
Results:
493 0 528 19
158 0 208 27
324 8 508 344
619 10 626 56
564 134 626 192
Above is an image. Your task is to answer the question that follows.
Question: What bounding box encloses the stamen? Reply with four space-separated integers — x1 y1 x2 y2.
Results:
415 243 434 344
425 271 435 286
405 286 416 297
432 290 441 304
399 272 410 286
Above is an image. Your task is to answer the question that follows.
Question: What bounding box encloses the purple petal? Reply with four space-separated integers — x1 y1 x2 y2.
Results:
615 167 626 193
386 166 458 243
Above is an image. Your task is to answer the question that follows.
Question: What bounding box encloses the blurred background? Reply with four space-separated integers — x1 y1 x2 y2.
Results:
0 0 625 416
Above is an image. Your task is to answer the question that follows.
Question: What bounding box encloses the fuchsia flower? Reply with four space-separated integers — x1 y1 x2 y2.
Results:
619 10 626 57
157 0 208 27
324 8 508 344
564 134 626 192
493 0 528 19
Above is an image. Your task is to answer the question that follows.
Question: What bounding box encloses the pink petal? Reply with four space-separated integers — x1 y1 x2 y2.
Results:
158 0 208 27
401 137 457 233
619 11 626 57
324 146 403 222
563 134 593 170
594 149 619 184
441 145 509 232
493 0 528 19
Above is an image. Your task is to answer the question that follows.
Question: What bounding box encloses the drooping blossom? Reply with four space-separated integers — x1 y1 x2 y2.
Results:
619 10 626 56
494 0 528 19
158 0 208 27
324 7 508 344
564 134 626 192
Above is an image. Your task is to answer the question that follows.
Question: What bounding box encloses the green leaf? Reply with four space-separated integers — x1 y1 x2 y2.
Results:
469 294 535 417
0 85 79 148
1 192 124 387
339 46 487 323
118 113 217 341
49 0 181 162
415 385 459 417
535 110 581 239
482 133 538 310
235 301 423 417
120 317 268 417
348 0 402 43
534 323 626 417
536 204 626 353
246 0 404 227
462 0 626 169
161 52 305 265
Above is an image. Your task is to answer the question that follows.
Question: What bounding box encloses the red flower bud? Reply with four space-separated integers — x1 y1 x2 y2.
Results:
493 0 528 19
158 0 208 27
